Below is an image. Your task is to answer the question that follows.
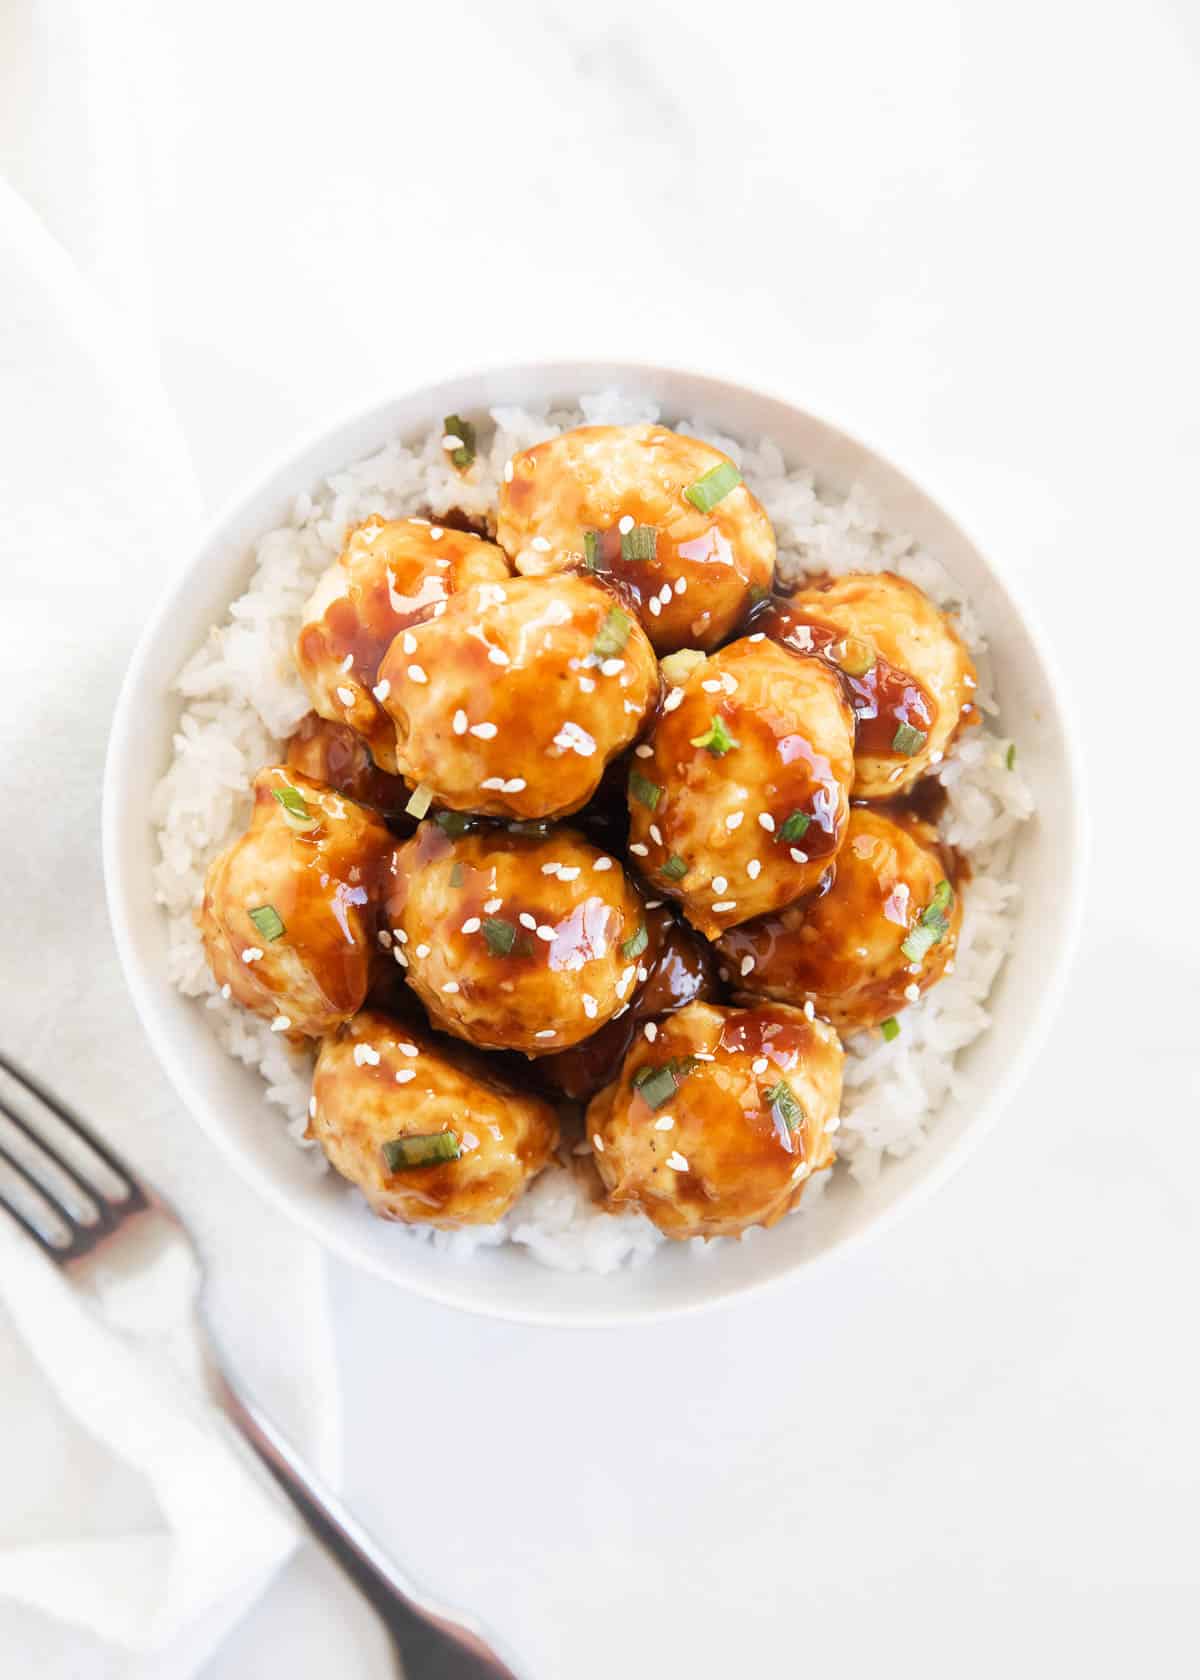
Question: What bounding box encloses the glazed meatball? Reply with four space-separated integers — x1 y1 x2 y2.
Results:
719 807 962 1032
386 823 650 1055
495 423 775 653
587 1001 842 1239
376 573 658 820
286 713 412 820
311 1010 558 1227
626 637 856 937
201 767 393 1036
761 572 977 797
295 515 510 772
537 903 719 1102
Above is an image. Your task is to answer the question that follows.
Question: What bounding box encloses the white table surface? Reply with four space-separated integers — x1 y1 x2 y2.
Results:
10 1 1200 1675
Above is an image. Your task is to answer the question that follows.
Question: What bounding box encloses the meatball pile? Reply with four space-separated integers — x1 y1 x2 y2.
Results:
201 421 976 1241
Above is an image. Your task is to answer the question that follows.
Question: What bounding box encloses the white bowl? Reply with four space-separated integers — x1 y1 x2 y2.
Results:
103 361 1086 1327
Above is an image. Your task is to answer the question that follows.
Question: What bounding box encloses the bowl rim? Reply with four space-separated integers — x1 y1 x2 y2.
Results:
102 357 1088 1328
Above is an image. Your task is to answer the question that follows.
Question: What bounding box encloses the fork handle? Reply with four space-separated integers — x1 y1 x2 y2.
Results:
206 1359 524 1679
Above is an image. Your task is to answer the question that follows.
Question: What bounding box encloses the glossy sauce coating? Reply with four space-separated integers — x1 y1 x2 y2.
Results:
586 1001 841 1239
495 424 775 652
311 1010 558 1227
626 637 856 937
286 713 413 820
537 903 719 1101
377 572 658 819
718 805 962 1031
762 572 977 796
200 767 393 1036
385 824 650 1055
295 515 510 772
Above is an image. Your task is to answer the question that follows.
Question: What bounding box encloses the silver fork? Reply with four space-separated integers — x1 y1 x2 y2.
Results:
0 1049 525 1680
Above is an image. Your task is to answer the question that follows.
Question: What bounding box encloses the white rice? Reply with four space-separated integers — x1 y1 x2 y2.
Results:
152 392 1032 1270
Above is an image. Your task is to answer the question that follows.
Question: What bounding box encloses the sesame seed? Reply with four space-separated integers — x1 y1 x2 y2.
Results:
393 947 408 967
748 631 765 642
644 1022 658 1043
519 913 537 929
694 1052 715 1061
752 1056 768 1074
592 1134 605 1153
666 1151 689 1172
461 916 482 934
746 859 762 879
401 631 417 654
648 597 662 617
558 865 581 881
649 823 663 845
430 527 444 540
725 812 744 831
712 899 737 912
271 1016 292 1033
701 678 722 692
442 980 460 993
481 776 505 790
220 983 232 999
663 688 684 713
504 459 514 483
614 514 635 537
483 897 503 913
416 944 431 958
399 1042 419 1057
578 675 596 693
553 721 596 756
582 994 598 1018
789 848 808 864
394 929 408 943
654 1115 675 1131
740 955 755 976
634 745 653 760
675 577 687 595
803 1001 815 1020
488 647 510 666
536 925 556 942
758 813 776 832
712 875 728 894
470 721 498 739
336 685 355 706
503 777 526 793
452 709 468 734
394 1069 416 1084
541 861 562 876
645 899 663 909
904 982 921 1002
241 946 264 963
599 657 625 677
535 1028 556 1039
590 859 614 877
659 584 672 604
340 653 354 673
637 964 648 981
377 929 393 949
629 842 649 856
531 536 552 552
721 674 738 695
442 435 463 450
407 664 428 684
353 1043 381 1065
372 678 391 702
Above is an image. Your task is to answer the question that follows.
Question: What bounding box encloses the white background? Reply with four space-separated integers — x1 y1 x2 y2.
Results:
5 1 1199 1675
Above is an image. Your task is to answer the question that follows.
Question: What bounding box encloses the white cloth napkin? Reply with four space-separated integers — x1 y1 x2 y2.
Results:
0 174 341 1676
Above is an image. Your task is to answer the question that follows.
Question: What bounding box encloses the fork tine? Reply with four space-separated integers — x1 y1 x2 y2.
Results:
0 1139 75 1255
0 1049 146 1211
0 1093 119 1226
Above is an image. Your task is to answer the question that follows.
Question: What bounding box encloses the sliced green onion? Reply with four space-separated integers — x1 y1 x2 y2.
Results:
405 782 434 818
632 1063 678 1109
763 1079 803 1132
748 582 770 606
592 606 632 661
777 810 811 844
689 715 739 756
880 1016 901 1042
1006 742 1016 770
248 904 285 942
271 783 319 830
443 413 476 470
900 923 937 964
583 530 601 571
382 1131 461 1172
483 917 517 956
928 880 952 917
621 524 657 562
892 722 928 756
662 854 688 881
620 921 648 960
434 810 474 837
448 861 465 888
628 768 662 810
901 880 954 963
683 461 742 514
830 635 875 677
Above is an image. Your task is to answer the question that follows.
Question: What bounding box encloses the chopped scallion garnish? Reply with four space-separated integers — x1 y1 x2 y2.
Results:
271 783 319 830
900 879 954 963
620 921 648 960
777 810 811 844
483 917 517 956
448 861 465 888
443 413 476 470
248 904 285 942
763 1079 803 1132
892 721 928 756
689 715 739 756
405 782 434 818
632 1063 678 1109
683 461 742 514
1006 742 1016 770
434 810 474 837
591 606 632 661
880 1016 901 1042
662 854 688 881
382 1131 461 1172
628 768 662 810
583 530 601 570
620 524 657 562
